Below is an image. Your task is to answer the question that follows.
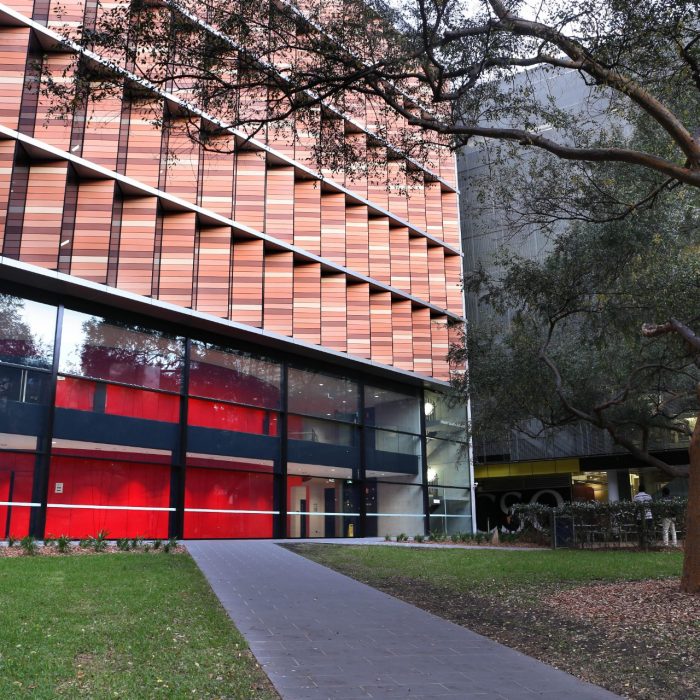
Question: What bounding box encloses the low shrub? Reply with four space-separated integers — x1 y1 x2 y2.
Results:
20 535 38 556
56 535 71 553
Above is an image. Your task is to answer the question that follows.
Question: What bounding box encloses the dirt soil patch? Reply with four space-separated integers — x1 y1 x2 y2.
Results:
290 545 700 700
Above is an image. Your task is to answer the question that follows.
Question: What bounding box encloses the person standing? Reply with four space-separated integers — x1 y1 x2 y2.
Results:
633 483 654 548
660 486 678 547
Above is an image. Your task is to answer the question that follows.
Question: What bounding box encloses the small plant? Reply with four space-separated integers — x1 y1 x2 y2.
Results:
130 536 144 550
459 532 470 543
116 538 131 551
152 539 162 550
384 533 391 541
143 543 151 552
92 530 109 552
163 537 178 553
396 533 408 542
414 534 425 543
7 534 17 547
56 534 71 553
44 535 56 548
450 532 460 543
20 535 38 556
79 537 93 549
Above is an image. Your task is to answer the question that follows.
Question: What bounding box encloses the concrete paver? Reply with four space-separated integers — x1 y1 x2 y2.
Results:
187 540 621 700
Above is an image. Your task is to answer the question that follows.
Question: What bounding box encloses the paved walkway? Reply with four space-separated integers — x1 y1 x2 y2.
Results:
187 540 621 700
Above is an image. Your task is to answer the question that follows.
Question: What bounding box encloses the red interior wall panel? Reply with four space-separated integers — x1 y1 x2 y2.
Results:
188 398 278 436
105 384 180 422
45 456 170 538
0 452 36 539
183 468 274 538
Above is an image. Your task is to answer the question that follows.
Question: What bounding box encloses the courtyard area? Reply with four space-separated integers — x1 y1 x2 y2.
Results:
290 545 696 700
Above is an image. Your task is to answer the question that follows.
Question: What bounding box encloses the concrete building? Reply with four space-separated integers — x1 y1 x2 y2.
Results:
458 68 689 530
0 0 471 540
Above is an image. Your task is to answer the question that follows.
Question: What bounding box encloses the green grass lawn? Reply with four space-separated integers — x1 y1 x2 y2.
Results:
0 553 277 699
291 544 683 590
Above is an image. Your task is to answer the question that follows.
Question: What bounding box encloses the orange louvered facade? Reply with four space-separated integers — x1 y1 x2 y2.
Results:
0 0 464 384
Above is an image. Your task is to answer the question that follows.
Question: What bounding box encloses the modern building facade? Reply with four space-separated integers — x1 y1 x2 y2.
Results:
0 0 472 540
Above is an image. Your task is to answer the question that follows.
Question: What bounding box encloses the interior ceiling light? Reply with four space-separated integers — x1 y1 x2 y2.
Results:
424 402 435 416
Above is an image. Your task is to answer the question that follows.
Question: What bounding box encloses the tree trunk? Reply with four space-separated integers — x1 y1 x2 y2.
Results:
680 407 700 594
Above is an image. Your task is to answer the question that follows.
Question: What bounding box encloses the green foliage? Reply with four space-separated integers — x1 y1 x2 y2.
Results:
116 538 131 551
43 535 56 548
414 534 425 543
7 535 17 548
79 537 93 549
396 533 409 542
56 535 71 554
152 538 162 550
92 530 109 552
20 536 38 556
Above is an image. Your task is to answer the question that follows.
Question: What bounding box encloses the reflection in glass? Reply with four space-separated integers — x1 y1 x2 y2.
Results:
287 476 358 538
365 482 424 537
0 365 50 439
60 309 184 392
428 486 472 535
288 368 359 422
288 415 356 446
188 398 278 436
424 389 467 442
0 294 56 369
364 385 420 434
426 438 470 488
365 429 421 484
189 341 281 409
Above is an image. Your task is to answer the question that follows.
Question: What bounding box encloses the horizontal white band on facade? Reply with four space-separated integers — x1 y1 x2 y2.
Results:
365 513 425 517
288 511 360 517
184 508 280 515
432 514 472 518
46 503 175 512
0 501 40 507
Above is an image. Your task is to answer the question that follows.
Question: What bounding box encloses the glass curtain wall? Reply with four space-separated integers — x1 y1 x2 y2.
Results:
0 290 471 539
425 389 472 534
